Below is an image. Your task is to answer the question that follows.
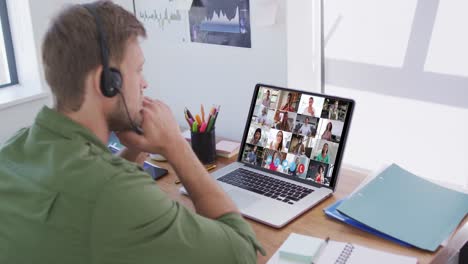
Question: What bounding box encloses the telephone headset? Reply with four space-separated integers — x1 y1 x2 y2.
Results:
82 3 143 135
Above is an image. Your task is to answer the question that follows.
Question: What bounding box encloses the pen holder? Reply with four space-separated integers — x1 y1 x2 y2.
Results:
191 128 216 165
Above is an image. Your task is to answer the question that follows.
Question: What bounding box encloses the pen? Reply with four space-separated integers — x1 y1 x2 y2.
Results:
184 112 191 127
211 111 219 131
312 237 329 263
192 121 198 133
188 118 194 127
185 107 194 120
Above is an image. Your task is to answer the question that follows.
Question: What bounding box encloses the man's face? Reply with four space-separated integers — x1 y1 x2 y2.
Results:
108 39 147 131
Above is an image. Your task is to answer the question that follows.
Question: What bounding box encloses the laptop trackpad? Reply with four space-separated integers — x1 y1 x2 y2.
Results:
227 189 260 209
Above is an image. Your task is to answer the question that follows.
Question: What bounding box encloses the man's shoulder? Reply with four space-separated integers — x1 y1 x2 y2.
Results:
0 128 145 201
59 141 145 186
58 141 151 202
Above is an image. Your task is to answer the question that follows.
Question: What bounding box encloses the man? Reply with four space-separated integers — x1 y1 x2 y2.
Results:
328 100 340 120
262 89 271 107
302 96 315 116
299 117 312 136
256 105 269 126
0 1 263 263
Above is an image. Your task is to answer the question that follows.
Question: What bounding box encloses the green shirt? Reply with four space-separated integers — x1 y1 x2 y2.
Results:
0 107 264 264
315 153 329 164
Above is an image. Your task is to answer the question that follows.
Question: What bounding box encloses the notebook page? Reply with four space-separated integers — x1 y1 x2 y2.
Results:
316 241 417 264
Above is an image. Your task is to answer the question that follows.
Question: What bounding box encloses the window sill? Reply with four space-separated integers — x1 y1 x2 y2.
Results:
0 84 49 110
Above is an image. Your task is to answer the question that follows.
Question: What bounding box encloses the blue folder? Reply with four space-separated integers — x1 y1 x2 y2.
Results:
324 199 413 247
337 164 468 251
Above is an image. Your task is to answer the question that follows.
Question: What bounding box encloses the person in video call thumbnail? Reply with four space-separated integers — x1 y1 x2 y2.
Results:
280 92 295 112
321 122 333 141
315 165 325 184
291 137 305 156
250 128 262 145
262 89 271 108
269 130 284 152
291 156 301 176
256 106 269 126
246 146 258 165
328 100 339 120
299 117 312 136
269 151 280 171
276 112 290 132
315 143 330 164
302 97 315 116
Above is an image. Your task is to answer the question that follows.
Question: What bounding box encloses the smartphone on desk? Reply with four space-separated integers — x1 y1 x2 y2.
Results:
108 133 168 180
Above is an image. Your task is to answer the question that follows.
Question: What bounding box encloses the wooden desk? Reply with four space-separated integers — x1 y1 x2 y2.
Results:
150 157 467 264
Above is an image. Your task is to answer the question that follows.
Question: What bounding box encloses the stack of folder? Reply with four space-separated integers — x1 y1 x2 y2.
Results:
324 164 468 252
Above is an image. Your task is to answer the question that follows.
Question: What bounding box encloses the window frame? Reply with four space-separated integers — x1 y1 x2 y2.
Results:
0 0 18 88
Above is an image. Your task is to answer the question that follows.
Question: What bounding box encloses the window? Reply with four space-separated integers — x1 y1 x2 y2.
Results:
0 0 18 88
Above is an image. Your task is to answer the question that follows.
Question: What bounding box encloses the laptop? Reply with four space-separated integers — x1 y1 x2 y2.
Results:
181 84 354 228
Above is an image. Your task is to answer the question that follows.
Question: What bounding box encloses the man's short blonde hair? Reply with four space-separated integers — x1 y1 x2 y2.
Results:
42 0 146 112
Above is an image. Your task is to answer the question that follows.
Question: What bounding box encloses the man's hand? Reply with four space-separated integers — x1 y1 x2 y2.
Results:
118 98 239 219
116 97 184 157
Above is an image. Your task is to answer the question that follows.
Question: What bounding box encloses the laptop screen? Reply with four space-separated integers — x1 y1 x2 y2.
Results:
239 84 354 190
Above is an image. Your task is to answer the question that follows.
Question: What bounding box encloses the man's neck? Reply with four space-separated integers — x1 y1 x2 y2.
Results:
61 109 110 145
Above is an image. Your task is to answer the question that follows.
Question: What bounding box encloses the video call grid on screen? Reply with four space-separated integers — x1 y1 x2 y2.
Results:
240 85 353 189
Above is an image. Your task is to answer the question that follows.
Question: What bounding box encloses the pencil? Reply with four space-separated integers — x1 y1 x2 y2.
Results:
205 164 217 171
195 115 202 125
201 104 205 123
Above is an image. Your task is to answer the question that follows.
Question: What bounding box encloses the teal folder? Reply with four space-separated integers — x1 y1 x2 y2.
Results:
337 164 468 251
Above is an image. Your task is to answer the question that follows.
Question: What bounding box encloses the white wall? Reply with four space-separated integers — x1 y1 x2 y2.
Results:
0 98 49 143
324 0 468 187
286 0 321 91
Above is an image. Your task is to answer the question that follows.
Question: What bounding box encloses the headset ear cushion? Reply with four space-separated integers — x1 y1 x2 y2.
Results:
100 68 121 97
109 68 123 92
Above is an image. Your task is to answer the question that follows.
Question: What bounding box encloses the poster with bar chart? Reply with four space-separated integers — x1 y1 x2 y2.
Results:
189 0 251 48
133 0 192 44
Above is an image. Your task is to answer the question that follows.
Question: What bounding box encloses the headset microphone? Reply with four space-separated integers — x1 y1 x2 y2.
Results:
83 3 143 135
118 91 144 135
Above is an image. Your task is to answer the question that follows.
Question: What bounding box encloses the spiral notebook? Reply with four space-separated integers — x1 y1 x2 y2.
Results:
267 233 417 264
316 241 416 264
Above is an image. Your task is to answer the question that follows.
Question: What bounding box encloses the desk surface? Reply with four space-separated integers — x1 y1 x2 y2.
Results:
150 156 467 264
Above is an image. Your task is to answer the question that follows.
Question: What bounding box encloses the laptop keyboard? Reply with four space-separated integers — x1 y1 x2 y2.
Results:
217 168 314 205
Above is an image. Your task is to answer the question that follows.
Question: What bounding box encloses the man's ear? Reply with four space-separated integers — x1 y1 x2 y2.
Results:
88 65 104 97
